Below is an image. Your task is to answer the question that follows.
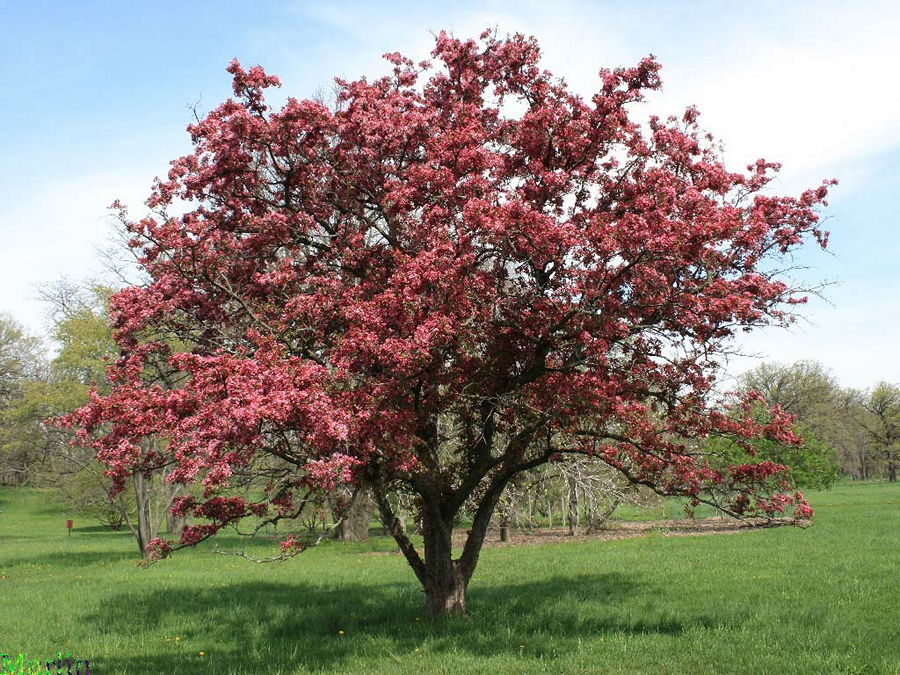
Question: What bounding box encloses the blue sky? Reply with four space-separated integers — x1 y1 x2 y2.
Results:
1 0 898 388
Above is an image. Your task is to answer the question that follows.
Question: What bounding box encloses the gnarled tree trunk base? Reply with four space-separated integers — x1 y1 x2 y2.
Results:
425 560 468 618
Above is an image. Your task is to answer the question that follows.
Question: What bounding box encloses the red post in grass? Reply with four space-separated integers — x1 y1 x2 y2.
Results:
65 519 73 536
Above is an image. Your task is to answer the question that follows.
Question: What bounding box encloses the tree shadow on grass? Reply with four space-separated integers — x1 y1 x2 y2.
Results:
83 572 722 673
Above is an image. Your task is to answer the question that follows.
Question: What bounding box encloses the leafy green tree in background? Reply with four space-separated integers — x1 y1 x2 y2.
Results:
859 383 900 482
0 314 49 485
706 361 843 489
831 388 875 481
0 315 44 401
705 432 838 490
736 360 900 481
37 282 138 527
740 361 840 436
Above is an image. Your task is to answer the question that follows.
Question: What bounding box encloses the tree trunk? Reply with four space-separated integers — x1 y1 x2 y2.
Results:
422 516 468 617
333 488 374 541
372 468 513 619
425 560 468 617
566 475 578 536
586 498 621 533
133 474 154 558
499 514 509 542
166 511 186 537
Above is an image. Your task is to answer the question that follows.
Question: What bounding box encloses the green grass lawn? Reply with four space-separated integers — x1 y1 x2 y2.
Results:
1 483 898 674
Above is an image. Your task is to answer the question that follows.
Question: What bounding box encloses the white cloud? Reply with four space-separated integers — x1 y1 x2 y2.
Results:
658 5 900 194
0 169 154 335
726 287 900 390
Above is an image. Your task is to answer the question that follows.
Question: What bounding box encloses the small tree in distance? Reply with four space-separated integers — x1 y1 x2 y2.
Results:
860 383 900 482
65 29 835 617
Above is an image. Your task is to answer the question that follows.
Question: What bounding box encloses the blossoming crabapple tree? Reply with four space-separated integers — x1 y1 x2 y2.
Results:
67 30 834 617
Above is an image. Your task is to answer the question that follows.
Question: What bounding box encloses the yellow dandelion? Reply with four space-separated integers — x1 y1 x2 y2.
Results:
338 630 345 635
175 637 181 642
199 651 205 656
414 648 420 653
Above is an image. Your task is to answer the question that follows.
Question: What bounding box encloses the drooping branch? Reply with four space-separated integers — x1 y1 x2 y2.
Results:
210 517 344 563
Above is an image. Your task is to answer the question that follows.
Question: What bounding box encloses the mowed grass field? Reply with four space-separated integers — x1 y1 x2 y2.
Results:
1 483 897 674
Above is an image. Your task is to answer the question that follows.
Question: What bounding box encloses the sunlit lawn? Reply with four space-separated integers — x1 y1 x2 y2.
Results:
1 482 897 673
